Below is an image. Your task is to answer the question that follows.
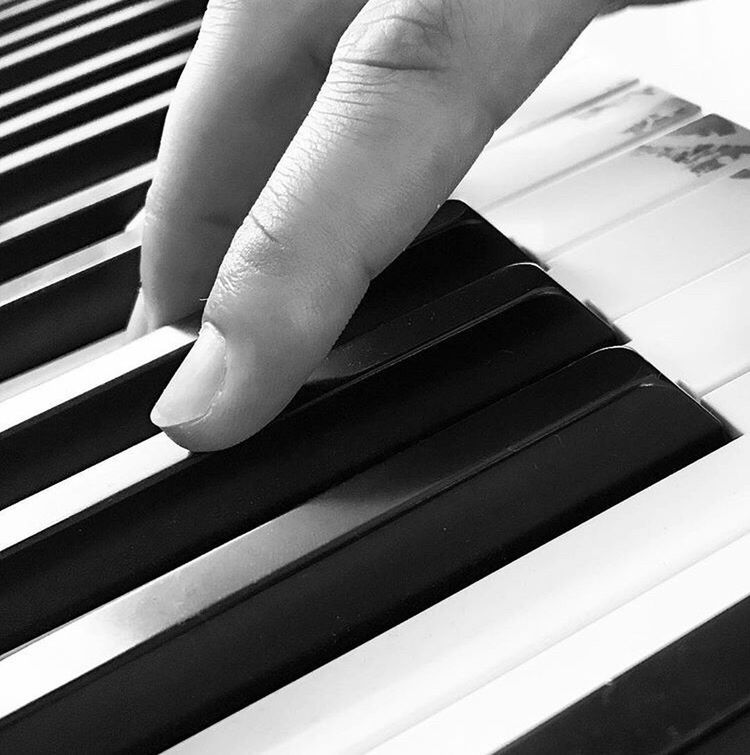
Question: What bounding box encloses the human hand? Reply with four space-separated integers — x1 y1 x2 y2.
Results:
133 0 660 451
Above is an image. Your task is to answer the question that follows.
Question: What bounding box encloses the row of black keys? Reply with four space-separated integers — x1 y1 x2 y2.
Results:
0 0 204 226
0 204 729 752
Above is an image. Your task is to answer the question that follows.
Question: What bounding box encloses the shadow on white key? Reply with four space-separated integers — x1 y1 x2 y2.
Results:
704 371 750 437
549 168 750 320
486 115 750 263
617 250 750 396
454 86 700 212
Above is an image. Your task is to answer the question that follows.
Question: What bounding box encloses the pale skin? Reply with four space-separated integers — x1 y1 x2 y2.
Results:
132 0 687 451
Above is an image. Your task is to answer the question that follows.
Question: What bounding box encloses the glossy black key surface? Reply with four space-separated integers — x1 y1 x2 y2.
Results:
0 349 728 753
0 21 199 121
0 92 167 221
339 201 526 342
0 264 616 652
0 233 140 379
0 1 93 35
503 592 750 755
0 0 204 92
0 51 186 155
0 0 129 56
0 200 511 382
0 163 151 281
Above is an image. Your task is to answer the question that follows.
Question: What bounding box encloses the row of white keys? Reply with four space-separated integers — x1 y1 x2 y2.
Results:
616 250 750 397
171 436 750 755
548 167 750 320
490 55 637 144
375 499 750 755
487 115 750 263
453 85 700 211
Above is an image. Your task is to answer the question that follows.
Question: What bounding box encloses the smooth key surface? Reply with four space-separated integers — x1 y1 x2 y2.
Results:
488 115 750 262
179 436 750 755
0 231 140 379
491 56 637 144
0 161 152 281
0 0 203 92
0 263 616 654
0 49 186 155
0 348 727 754
338 201 528 342
0 19 198 119
504 591 750 755
549 167 750 320
0 262 552 507
704 371 750 437
0 200 519 384
618 251 750 396
0 90 169 221
454 86 700 211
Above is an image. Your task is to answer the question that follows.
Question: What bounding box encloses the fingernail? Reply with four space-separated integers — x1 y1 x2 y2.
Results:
151 322 227 428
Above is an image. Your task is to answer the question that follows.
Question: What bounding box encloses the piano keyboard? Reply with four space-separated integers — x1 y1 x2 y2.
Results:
1 2 750 753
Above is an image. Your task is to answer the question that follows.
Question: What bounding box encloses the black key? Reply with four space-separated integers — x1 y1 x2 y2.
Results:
0 20 199 121
0 0 128 55
0 200 517 380
0 264 616 653
0 162 151 281
0 0 204 91
0 232 140 379
0 261 613 508
0 348 728 753
0 91 168 221
339 201 528 341
503 592 750 755
0 50 186 155
0 1 93 36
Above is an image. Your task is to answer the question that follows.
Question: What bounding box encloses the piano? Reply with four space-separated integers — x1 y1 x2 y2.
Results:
1 1 750 752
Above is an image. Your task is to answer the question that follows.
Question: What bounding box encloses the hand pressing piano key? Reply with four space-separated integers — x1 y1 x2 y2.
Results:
129 0 675 452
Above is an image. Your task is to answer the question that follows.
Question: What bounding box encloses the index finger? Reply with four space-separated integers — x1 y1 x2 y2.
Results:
150 0 604 451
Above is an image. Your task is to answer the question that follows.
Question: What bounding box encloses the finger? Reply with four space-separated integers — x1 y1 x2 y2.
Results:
136 0 368 331
152 0 605 451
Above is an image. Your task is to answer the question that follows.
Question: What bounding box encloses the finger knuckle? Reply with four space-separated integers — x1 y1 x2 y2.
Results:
334 0 464 75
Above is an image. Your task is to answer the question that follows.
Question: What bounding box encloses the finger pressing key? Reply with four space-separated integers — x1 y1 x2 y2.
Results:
151 0 606 451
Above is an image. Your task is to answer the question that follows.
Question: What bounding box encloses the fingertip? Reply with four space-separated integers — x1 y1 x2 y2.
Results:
151 322 228 443
126 290 150 340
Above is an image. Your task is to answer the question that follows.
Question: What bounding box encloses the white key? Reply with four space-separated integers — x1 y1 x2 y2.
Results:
617 252 750 396
549 168 750 320
0 330 128 404
487 115 750 262
454 86 699 211
169 438 750 755
704 371 750 436
492 57 637 144
375 521 750 755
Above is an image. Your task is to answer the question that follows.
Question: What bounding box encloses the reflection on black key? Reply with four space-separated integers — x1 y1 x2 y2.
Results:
0 91 167 221
0 1 95 36
0 232 140 379
0 264 616 651
0 0 128 56
0 21 199 121
339 201 527 342
0 260 615 507
0 51 186 155
0 349 728 753
0 0 204 92
0 162 151 281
